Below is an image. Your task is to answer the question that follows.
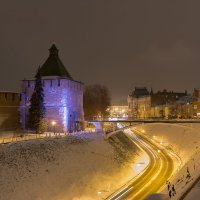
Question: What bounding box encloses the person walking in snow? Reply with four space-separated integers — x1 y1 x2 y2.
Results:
169 190 172 198
172 185 176 195
168 181 171 191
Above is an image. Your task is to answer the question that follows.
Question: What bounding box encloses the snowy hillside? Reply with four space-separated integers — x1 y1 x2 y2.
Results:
0 132 144 200
134 123 200 199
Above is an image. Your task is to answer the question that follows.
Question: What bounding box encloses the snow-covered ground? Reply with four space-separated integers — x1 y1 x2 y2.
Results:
184 178 200 200
0 132 145 200
2 123 200 200
134 123 200 199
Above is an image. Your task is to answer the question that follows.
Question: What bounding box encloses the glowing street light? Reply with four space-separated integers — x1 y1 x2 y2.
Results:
51 120 56 135
135 162 146 174
136 162 145 166
97 190 109 199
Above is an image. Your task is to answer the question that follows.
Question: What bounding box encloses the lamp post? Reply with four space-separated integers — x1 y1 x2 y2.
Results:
51 121 56 135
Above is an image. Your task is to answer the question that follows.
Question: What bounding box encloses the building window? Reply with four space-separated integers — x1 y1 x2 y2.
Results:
58 79 60 86
28 81 30 87
50 80 53 87
43 80 45 87
194 105 198 109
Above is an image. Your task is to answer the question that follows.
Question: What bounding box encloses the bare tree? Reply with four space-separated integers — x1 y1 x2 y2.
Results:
83 84 111 119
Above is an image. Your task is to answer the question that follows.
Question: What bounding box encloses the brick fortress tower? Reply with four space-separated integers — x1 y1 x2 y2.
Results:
20 44 84 132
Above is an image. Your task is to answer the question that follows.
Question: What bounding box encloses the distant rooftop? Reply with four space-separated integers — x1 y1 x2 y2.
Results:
39 44 73 79
131 87 150 98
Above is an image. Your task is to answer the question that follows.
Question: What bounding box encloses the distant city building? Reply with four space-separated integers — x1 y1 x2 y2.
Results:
151 89 187 106
0 91 20 131
20 44 84 132
107 105 128 119
175 95 194 118
192 88 200 117
127 87 151 119
128 87 192 119
150 89 189 119
193 88 200 101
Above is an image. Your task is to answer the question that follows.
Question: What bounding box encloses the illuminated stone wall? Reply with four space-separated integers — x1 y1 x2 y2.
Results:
20 78 84 132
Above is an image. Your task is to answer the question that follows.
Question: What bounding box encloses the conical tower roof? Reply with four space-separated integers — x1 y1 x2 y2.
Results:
39 44 73 79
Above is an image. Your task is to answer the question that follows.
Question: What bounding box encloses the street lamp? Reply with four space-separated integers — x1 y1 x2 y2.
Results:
135 162 146 174
97 190 109 199
51 121 56 135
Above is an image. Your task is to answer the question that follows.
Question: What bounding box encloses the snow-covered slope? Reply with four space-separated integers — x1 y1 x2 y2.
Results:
0 132 143 200
134 123 200 199
135 123 200 165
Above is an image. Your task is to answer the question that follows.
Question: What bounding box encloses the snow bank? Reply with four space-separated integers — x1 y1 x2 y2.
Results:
134 123 200 199
0 132 143 200
135 123 200 165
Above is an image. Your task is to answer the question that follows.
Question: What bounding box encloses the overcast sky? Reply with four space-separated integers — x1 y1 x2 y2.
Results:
0 0 200 103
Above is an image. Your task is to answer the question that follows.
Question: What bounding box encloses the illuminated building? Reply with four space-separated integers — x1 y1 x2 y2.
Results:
128 87 192 119
107 105 128 119
192 88 200 117
150 89 190 119
127 87 151 119
20 44 84 132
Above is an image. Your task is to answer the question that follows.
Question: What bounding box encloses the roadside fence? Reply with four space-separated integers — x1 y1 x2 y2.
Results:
0 130 96 145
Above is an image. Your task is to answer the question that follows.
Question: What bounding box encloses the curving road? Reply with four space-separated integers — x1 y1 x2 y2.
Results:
106 127 175 200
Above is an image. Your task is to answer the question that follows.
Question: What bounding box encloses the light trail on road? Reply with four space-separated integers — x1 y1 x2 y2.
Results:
106 127 176 200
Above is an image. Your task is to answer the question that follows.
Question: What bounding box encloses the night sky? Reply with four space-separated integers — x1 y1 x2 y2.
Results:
0 0 200 104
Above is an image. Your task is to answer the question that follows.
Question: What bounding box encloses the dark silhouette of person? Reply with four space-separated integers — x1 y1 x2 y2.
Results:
168 183 170 191
169 190 172 198
172 185 176 195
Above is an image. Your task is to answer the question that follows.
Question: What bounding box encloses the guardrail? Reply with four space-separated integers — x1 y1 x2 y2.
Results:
88 119 200 123
0 130 96 145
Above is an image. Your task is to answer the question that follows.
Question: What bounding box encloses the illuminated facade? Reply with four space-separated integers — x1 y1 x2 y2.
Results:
108 105 128 119
128 87 151 119
20 44 84 132
192 88 200 117
128 87 192 119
